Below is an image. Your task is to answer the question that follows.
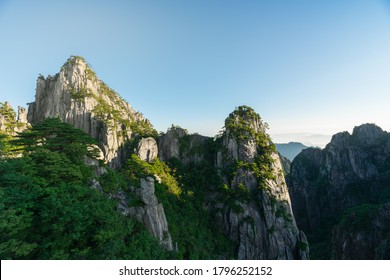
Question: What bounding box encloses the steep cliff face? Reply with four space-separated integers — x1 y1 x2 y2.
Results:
113 176 174 251
157 107 309 259
27 56 155 168
289 123 390 259
332 203 390 259
215 106 308 259
158 126 210 165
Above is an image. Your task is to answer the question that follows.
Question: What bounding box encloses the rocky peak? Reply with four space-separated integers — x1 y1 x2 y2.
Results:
17 106 28 124
221 105 266 164
158 125 210 164
27 56 156 168
352 123 386 146
215 106 309 259
289 124 390 259
328 131 350 147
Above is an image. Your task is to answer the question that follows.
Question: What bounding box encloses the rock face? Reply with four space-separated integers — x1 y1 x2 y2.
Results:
27 56 155 168
279 153 291 175
332 203 390 259
137 137 158 163
114 177 174 251
157 107 309 259
158 125 211 165
214 106 308 260
289 123 390 259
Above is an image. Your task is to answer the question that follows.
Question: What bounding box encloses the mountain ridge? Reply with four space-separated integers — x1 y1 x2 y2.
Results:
0 56 308 259
288 123 390 259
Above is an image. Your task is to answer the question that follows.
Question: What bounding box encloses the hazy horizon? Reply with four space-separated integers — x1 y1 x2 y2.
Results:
1 0 390 147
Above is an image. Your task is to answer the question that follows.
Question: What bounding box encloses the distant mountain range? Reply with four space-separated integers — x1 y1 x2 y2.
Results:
271 133 331 148
275 142 309 161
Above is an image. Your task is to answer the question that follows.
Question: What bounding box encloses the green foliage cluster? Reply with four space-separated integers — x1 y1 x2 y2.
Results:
70 88 93 101
123 146 235 259
13 118 100 164
219 106 294 226
164 159 235 259
224 105 269 142
92 92 157 139
61 56 88 71
338 204 380 232
0 118 170 259
125 154 181 196
0 102 23 134
0 133 13 158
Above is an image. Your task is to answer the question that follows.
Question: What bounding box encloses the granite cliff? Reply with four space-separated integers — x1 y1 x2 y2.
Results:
158 106 309 259
289 124 390 259
214 106 308 259
1 56 309 259
27 56 155 168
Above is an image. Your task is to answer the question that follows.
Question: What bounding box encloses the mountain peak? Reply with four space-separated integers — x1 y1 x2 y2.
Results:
352 123 385 146
61 55 88 69
224 105 266 142
27 56 156 168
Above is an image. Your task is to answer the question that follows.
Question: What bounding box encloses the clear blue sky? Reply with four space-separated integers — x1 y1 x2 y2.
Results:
1 0 390 146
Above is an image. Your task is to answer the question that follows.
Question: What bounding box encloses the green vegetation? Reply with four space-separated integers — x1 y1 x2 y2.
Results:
297 241 309 251
13 118 100 165
91 90 156 138
61 56 157 141
0 133 14 158
0 118 170 260
61 55 88 71
0 103 298 260
221 106 286 219
338 204 380 232
70 88 94 101
0 102 25 134
122 153 235 259
125 154 181 196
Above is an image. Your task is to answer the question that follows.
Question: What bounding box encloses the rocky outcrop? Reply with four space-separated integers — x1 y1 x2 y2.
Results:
156 107 309 259
0 102 28 135
158 126 211 165
17 106 28 124
137 137 158 163
289 123 390 259
288 148 323 231
279 153 291 175
27 56 155 168
214 106 308 260
113 177 174 251
332 203 390 259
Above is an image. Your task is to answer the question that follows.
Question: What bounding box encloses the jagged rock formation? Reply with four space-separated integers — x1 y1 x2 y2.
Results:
157 107 309 259
289 123 390 259
17 106 28 124
27 56 155 168
137 137 158 163
214 106 308 259
0 102 28 134
24 56 173 252
113 177 174 251
158 125 210 165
